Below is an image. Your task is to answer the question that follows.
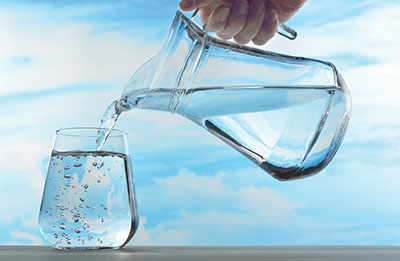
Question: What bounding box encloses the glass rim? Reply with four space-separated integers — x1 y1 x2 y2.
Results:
56 127 126 138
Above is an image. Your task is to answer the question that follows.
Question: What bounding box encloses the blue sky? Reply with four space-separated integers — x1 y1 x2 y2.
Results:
0 0 400 245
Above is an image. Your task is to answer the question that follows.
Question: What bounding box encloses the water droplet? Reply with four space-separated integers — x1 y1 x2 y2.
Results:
59 223 66 230
87 235 93 240
64 174 71 179
66 239 71 244
70 209 74 213
74 163 82 167
74 228 81 234
64 166 70 170
74 217 79 222
104 207 108 211
54 233 58 238
83 184 89 189
79 197 85 202
101 218 104 222
99 240 103 244
62 233 67 237
79 204 83 208
49 207 53 210
97 179 101 183
65 183 70 188
77 236 82 241
100 204 104 207
92 162 98 166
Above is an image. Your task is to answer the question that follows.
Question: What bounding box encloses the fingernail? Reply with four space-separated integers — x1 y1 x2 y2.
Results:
266 9 278 22
180 0 193 9
251 0 264 14
235 1 248 16
218 7 230 22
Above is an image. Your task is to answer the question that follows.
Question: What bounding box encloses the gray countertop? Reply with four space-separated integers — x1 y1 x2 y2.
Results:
2 246 400 261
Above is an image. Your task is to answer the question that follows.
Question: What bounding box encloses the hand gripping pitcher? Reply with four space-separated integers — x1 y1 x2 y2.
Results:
117 11 352 181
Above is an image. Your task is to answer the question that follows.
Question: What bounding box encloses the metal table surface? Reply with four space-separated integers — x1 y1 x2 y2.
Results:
1 246 400 261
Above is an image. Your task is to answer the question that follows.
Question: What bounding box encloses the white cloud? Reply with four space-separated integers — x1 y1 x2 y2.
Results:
10 231 43 245
136 169 303 244
0 6 159 96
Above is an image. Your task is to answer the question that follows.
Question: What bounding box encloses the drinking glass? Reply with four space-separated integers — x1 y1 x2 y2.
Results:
39 127 139 250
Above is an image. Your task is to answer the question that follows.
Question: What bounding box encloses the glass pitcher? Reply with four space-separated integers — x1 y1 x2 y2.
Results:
117 11 352 181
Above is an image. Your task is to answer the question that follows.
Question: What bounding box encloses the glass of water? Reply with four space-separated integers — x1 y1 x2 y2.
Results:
39 127 139 250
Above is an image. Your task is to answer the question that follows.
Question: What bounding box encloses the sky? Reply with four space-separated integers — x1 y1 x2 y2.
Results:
0 0 400 246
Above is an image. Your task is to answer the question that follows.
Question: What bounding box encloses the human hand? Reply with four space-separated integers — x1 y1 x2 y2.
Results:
179 0 306 45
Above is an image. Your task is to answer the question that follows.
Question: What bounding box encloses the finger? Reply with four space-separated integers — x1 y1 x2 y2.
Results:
252 9 278 45
179 0 215 11
216 0 248 40
204 5 231 33
234 0 265 44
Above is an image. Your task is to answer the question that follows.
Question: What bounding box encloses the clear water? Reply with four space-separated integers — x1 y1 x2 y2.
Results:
99 85 349 181
96 101 122 151
39 150 138 249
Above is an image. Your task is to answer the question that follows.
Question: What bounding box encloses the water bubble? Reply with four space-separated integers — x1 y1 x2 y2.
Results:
70 209 74 213
74 163 82 167
92 162 98 166
64 174 71 179
60 206 66 211
87 235 93 240
74 217 79 223
65 183 70 188
66 239 71 244
98 162 104 169
99 240 103 244
97 179 101 183
79 197 85 202
74 228 81 234
59 223 66 230
100 204 104 207
104 207 108 211
77 236 82 241
83 184 89 189
54 233 58 238
101 218 104 222
62 233 67 237
79 204 83 208
64 166 70 170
